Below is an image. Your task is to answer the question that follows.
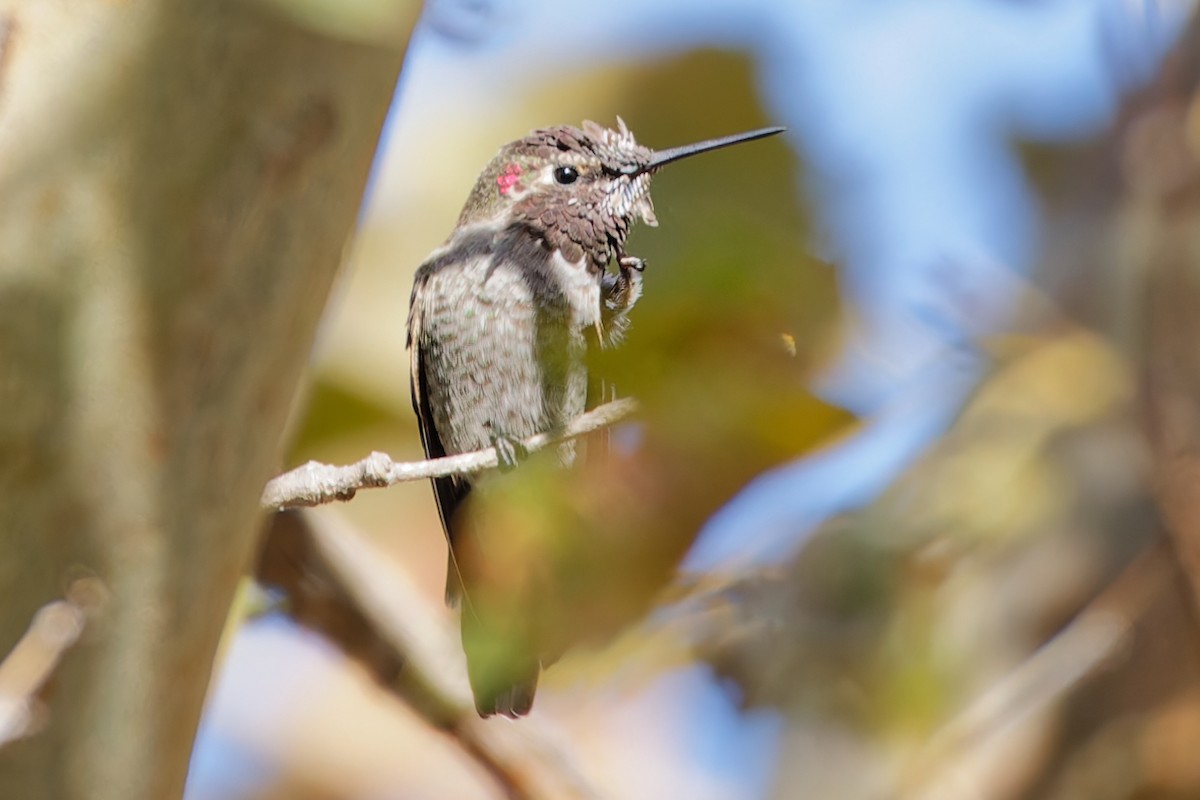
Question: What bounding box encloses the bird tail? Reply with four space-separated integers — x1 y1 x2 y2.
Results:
461 610 541 718
472 665 539 718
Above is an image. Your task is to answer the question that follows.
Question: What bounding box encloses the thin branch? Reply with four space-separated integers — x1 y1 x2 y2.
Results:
260 397 637 510
0 579 104 749
256 510 600 800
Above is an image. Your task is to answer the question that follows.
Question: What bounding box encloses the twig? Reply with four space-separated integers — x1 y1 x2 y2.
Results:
260 398 638 510
256 509 601 800
0 580 102 749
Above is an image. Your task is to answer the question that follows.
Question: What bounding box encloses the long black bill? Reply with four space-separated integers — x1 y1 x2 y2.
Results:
627 126 786 176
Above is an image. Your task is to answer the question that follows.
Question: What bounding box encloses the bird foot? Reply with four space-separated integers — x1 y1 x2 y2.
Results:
604 256 644 314
491 434 529 472
618 255 646 273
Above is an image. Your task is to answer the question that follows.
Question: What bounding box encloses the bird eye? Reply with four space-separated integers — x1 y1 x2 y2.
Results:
553 166 579 185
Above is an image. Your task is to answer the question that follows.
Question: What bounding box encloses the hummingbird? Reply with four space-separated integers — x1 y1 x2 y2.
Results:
407 118 784 717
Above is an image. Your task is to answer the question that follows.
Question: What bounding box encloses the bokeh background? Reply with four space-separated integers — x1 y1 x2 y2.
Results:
187 0 1200 797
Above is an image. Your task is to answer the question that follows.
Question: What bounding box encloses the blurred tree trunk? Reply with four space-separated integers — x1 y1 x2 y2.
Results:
1038 8 1200 617
0 2 410 798
1133 17 1200 613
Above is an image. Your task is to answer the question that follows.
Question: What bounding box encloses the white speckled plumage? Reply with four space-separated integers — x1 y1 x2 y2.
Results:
413 228 598 464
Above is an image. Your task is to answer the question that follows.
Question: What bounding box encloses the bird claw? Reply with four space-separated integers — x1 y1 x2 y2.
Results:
491 434 528 472
599 253 644 347
618 255 646 273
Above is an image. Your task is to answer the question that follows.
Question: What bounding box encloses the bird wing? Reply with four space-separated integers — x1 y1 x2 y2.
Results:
408 270 472 606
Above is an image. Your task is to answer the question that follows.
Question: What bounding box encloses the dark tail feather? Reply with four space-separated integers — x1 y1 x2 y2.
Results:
461 610 541 717
471 664 539 718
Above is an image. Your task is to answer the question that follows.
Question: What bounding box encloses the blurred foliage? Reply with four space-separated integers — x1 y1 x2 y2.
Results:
258 0 421 44
226 18 1200 800
291 380 398 453
693 326 1197 799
